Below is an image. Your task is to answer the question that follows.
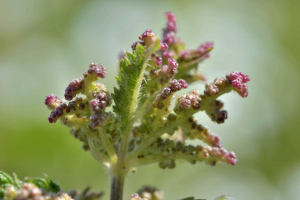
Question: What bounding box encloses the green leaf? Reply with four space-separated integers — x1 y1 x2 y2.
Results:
0 171 14 186
12 173 21 189
112 44 146 116
45 175 60 193
25 174 60 193
0 188 4 199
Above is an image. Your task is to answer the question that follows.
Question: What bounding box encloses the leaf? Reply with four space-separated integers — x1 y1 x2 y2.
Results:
12 173 22 189
25 174 60 193
0 171 14 186
0 171 17 198
45 175 60 193
112 44 146 116
112 38 160 117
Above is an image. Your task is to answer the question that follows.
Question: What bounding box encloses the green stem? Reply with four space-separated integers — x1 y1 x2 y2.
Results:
98 128 118 163
87 136 111 165
110 173 126 200
87 130 117 164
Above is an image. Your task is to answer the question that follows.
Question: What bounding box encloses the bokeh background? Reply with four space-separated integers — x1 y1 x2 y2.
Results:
1 1 300 199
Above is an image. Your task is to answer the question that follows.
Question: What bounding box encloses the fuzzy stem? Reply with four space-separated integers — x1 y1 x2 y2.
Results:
110 174 125 200
87 136 111 165
98 128 118 163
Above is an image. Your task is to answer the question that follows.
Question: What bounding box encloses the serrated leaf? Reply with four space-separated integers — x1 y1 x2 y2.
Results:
12 173 22 189
112 44 146 116
26 177 49 190
0 171 14 186
0 188 4 198
45 176 60 193
25 174 60 193
112 39 160 118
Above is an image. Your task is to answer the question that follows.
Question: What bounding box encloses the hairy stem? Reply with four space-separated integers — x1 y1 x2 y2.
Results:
87 136 111 165
110 173 125 200
98 128 118 163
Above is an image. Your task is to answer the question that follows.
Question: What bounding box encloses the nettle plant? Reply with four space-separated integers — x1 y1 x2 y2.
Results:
45 12 250 200
1 13 250 200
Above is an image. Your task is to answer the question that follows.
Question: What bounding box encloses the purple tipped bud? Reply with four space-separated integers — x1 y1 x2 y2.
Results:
196 41 213 57
163 88 171 96
165 12 177 32
164 32 176 45
179 99 191 110
162 51 173 59
45 94 63 110
168 58 178 69
90 114 106 128
179 50 191 59
131 41 139 51
88 64 106 78
156 57 162 66
160 42 168 50
140 29 153 39
64 78 84 100
161 65 168 74
226 71 250 98
138 29 156 47
178 79 188 89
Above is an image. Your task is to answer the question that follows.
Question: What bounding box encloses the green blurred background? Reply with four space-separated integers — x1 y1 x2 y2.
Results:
1 1 300 199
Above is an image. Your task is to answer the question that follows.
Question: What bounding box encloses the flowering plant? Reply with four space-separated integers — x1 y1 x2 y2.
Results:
1 12 250 200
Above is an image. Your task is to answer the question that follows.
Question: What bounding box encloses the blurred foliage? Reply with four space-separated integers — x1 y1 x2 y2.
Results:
0 171 60 198
0 1 300 200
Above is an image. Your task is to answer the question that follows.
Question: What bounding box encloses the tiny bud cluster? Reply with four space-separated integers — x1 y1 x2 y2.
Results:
90 114 106 129
165 12 177 33
164 32 176 45
196 41 213 58
4 183 72 200
187 117 221 148
155 56 162 66
159 42 168 50
162 50 173 59
202 146 237 166
88 63 106 79
152 79 187 110
169 79 188 91
175 90 202 112
149 54 163 68
204 83 219 96
64 78 84 100
130 194 147 200
48 102 67 123
45 94 64 110
132 29 168 51
226 71 250 97
90 92 112 112
163 12 178 45
137 186 164 200
160 58 178 78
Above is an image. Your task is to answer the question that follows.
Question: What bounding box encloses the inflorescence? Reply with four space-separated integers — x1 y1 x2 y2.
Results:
45 12 250 173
